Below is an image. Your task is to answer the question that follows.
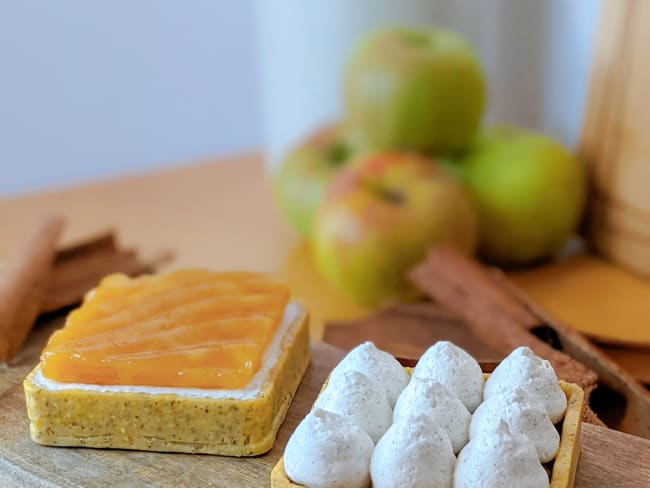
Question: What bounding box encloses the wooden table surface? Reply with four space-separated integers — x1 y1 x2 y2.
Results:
2 154 650 346
2 322 649 487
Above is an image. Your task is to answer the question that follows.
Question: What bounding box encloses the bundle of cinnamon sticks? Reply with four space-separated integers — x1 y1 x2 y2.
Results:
0 216 172 364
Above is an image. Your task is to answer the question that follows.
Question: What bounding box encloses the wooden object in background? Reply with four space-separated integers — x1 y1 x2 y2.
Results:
0 216 63 363
408 247 650 438
581 0 650 274
600 345 650 385
0 227 171 364
43 231 173 313
510 255 650 348
324 302 500 362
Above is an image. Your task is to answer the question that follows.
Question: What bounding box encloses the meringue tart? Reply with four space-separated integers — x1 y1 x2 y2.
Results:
24 270 310 456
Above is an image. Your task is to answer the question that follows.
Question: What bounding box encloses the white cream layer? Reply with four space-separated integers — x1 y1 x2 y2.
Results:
32 301 302 400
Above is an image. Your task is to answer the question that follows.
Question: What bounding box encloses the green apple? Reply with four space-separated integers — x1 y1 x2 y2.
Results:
454 125 586 265
312 152 478 306
345 27 486 154
274 125 354 237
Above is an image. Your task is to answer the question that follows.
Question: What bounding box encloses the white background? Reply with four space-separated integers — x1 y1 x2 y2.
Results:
0 0 601 196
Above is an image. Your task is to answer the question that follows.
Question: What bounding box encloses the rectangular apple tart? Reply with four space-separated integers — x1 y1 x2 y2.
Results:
24 270 310 456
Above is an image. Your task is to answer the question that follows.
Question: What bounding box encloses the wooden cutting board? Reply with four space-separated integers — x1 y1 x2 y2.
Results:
1 319 649 487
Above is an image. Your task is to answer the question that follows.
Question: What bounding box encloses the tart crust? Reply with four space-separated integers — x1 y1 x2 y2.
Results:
24 302 310 456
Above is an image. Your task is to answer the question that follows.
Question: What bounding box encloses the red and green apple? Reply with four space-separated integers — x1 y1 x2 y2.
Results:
312 152 478 306
274 125 353 238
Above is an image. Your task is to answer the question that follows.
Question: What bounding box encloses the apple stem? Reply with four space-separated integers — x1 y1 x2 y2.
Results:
361 179 405 205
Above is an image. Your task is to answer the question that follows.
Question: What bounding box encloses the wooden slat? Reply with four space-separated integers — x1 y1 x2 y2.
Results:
582 0 650 274
579 0 630 168
577 423 650 487
599 345 650 384
0 216 63 363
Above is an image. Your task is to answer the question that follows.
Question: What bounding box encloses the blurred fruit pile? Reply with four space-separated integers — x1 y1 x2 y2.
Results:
274 27 586 307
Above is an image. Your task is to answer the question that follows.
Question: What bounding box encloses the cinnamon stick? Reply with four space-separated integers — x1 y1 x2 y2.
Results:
53 232 116 263
409 247 650 437
325 302 501 362
408 246 598 391
42 231 173 313
0 216 63 363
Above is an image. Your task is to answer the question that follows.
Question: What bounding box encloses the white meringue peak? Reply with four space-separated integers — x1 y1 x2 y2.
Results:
393 376 470 453
411 341 484 412
315 369 392 443
484 346 567 423
371 413 455 488
327 341 409 407
471 386 560 462
284 408 374 488
455 420 548 488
